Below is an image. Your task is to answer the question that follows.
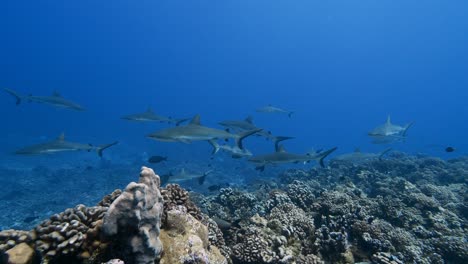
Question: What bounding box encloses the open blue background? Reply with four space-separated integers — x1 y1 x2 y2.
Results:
1 0 467 165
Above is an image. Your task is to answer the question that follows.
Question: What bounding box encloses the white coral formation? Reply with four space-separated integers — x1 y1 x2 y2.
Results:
102 166 164 264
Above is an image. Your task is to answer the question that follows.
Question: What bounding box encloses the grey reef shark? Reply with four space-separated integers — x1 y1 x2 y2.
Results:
208 140 254 159
218 115 294 150
248 145 338 172
160 169 212 185
332 148 392 164
15 133 118 157
121 107 189 126
147 114 261 150
3 88 85 111
368 116 414 144
256 104 294 118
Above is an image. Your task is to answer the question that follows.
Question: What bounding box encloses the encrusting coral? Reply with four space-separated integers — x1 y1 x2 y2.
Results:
159 206 227 264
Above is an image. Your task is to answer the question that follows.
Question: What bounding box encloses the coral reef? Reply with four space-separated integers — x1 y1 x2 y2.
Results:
193 155 468 263
102 166 164 264
34 204 107 261
1 155 467 264
0 166 231 264
160 184 202 225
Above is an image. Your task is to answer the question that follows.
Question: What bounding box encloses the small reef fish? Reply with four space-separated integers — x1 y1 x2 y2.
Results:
148 155 168 164
248 145 337 171
160 169 212 185
147 115 260 149
445 147 456 153
212 217 241 231
15 133 118 157
256 104 294 118
368 116 413 144
121 107 189 126
3 88 85 111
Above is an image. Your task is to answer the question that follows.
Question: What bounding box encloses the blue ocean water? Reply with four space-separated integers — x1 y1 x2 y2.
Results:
0 0 467 233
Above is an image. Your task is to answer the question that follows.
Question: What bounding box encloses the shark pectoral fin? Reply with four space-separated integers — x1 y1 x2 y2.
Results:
288 111 294 118
97 141 119 157
208 140 220 155
175 118 190 126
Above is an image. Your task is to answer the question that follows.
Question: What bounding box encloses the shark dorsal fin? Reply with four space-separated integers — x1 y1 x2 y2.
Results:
245 116 254 124
52 91 62 97
277 144 286 153
146 107 153 113
180 168 186 175
354 148 361 153
190 115 201 125
57 133 65 141
386 115 391 124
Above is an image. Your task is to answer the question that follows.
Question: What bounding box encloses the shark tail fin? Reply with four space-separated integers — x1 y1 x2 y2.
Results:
161 173 171 185
3 88 23 105
198 170 213 185
318 147 338 168
97 141 119 157
402 122 414 137
236 129 262 149
208 140 220 155
274 136 294 152
378 148 392 161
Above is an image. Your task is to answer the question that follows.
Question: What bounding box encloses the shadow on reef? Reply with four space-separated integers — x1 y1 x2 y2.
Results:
1 155 467 264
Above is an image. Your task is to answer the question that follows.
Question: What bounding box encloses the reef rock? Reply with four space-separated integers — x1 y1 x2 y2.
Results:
3 242 35 264
102 166 164 264
159 207 227 264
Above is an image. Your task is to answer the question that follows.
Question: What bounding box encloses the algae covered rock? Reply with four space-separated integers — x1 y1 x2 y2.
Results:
3 242 35 264
159 207 227 264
